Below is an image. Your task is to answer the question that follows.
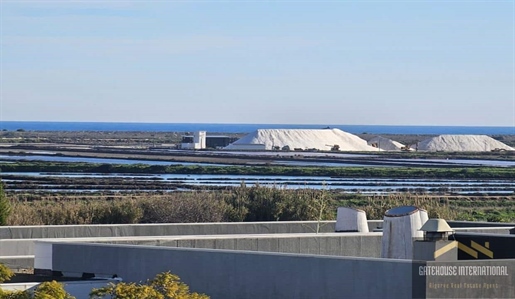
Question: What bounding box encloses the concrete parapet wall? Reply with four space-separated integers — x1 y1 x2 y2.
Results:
2 233 383 258
2 220 513 271
95 233 384 257
453 227 514 235
0 221 339 239
0 221 388 240
0 240 35 256
0 255 33 270
48 242 423 299
2 224 512 264
448 221 515 228
1 220 513 240
34 241 515 299
366 220 383 231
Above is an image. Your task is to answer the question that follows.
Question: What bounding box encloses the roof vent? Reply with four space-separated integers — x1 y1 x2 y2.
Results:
420 219 454 241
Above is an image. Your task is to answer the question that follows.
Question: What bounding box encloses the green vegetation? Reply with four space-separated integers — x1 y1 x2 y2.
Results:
0 183 11 226
6 193 228 225
33 281 75 299
0 281 76 299
1 161 514 179
0 289 30 299
4 186 515 226
1 264 206 299
1 159 514 225
0 263 13 283
90 272 209 299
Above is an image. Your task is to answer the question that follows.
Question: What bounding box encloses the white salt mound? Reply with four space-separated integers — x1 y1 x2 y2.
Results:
416 135 514 152
225 128 378 151
367 136 405 151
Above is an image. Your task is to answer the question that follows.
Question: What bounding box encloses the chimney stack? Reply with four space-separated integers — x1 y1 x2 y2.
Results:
413 218 457 261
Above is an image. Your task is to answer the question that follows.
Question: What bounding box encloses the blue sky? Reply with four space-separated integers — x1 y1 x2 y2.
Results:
1 1 514 126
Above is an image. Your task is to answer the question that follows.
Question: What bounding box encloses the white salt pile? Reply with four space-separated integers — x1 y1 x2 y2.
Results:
367 136 405 151
415 135 514 152
225 128 378 151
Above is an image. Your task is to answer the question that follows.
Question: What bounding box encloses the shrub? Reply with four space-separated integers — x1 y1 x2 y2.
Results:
89 271 209 299
1 281 75 299
0 289 31 299
0 182 11 226
5 187 515 225
91 200 143 224
33 281 75 299
0 263 13 283
0 267 74 299
139 194 228 223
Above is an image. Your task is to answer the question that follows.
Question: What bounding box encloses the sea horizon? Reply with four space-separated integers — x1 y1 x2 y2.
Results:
0 121 514 135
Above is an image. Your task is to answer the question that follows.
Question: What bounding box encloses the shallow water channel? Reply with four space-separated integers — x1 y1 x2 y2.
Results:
2 172 514 195
1 153 514 195
2 154 515 168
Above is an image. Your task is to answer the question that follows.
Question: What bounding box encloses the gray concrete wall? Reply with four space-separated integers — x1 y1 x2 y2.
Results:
0 221 338 239
2 219 513 240
0 221 387 240
6 219 513 240
453 227 514 234
49 242 424 299
2 222 512 269
366 220 383 231
0 240 34 256
2 220 511 271
44 242 515 299
95 233 383 257
1 233 383 258
0 256 33 270
2 233 383 270
448 221 515 228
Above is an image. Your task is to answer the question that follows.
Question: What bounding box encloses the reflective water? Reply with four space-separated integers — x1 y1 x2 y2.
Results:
2 172 514 194
2 154 514 168
0 155 226 166
391 158 515 167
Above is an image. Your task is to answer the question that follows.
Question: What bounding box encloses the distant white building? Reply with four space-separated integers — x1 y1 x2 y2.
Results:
181 131 206 150
180 131 238 150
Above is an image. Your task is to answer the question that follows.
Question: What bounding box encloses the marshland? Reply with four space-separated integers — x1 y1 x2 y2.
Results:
0 130 514 226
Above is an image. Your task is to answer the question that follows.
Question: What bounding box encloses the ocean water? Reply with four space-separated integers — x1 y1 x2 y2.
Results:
0 121 514 135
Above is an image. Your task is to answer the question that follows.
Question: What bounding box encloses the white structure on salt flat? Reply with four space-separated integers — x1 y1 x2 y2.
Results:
181 131 206 150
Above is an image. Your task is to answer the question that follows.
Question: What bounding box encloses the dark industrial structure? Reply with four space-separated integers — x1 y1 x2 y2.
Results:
181 132 238 149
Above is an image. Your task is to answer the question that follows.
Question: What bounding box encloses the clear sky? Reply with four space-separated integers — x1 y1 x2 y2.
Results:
1 1 514 126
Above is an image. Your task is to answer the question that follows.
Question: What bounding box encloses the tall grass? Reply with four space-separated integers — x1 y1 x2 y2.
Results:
7 193 229 225
342 194 460 220
5 187 515 225
0 183 11 225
